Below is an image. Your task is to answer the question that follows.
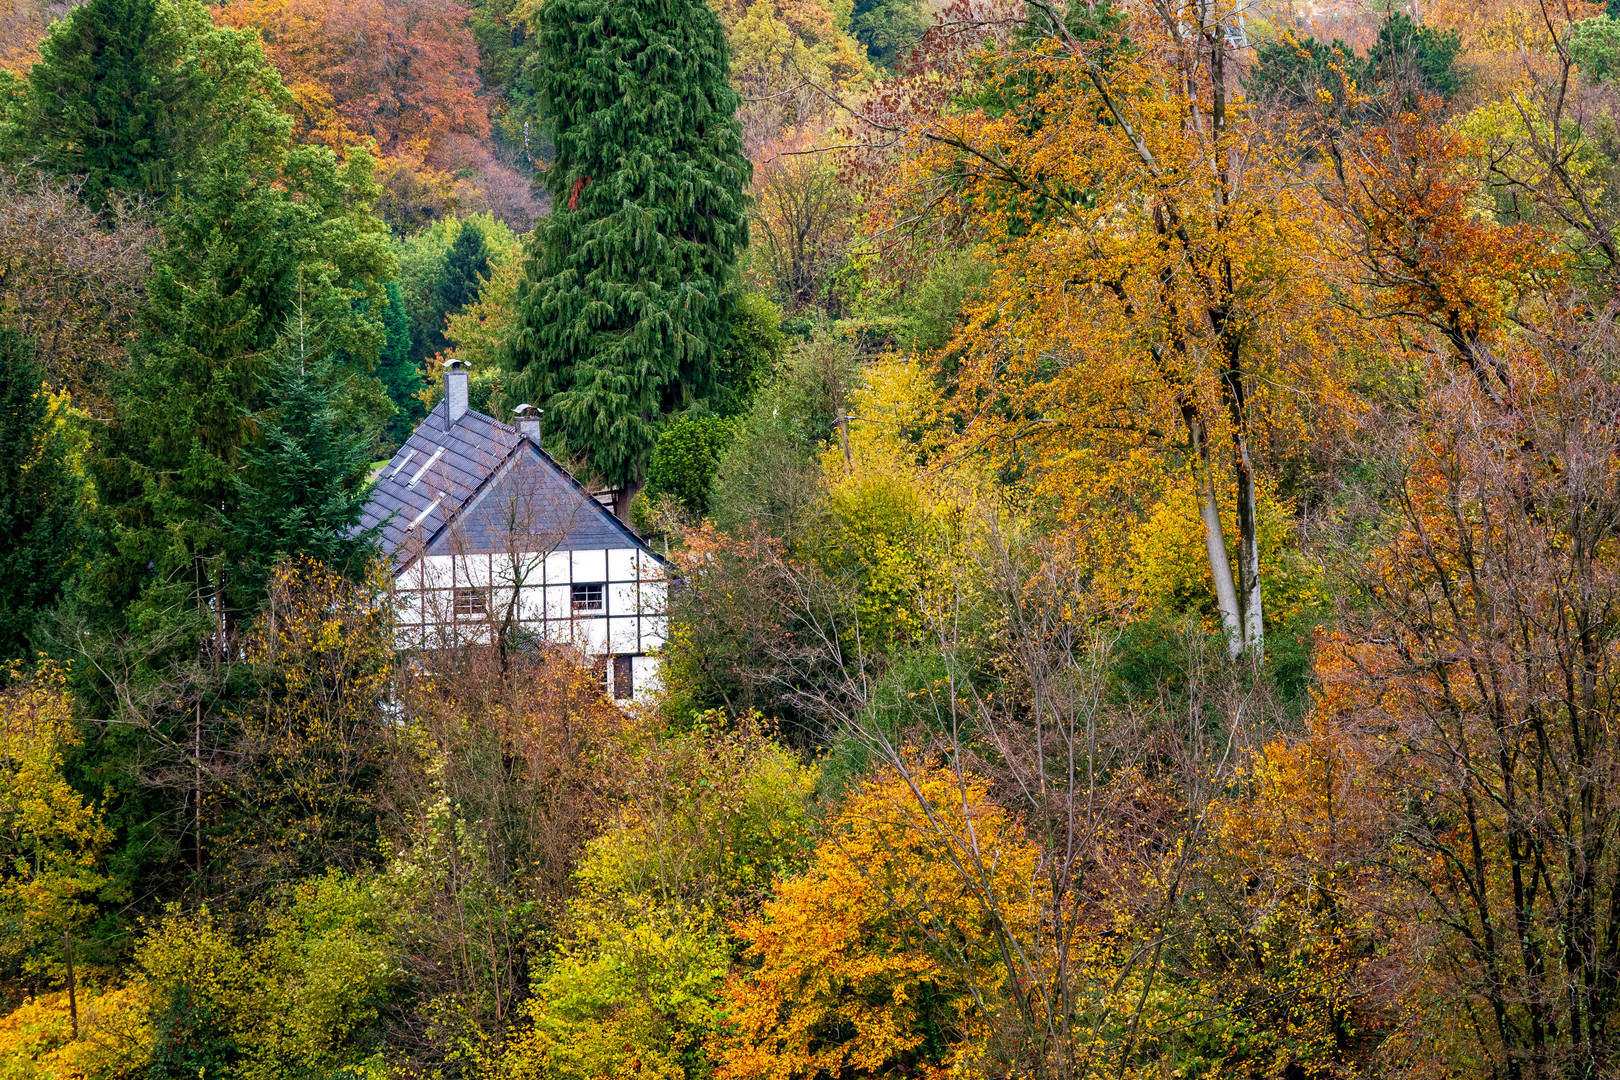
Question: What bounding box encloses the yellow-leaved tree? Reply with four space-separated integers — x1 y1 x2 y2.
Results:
884 0 1362 659
714 762 1040 1080
0 660 110 984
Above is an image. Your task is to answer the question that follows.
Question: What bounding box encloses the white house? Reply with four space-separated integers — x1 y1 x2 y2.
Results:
358 359 668 700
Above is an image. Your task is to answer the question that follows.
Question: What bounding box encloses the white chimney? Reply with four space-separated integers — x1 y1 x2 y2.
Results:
511 403 542 441
443 358 469 424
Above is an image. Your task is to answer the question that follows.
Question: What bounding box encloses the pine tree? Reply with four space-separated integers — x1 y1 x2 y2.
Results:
505 0 750 491
236 334 378 590
0 331 88 661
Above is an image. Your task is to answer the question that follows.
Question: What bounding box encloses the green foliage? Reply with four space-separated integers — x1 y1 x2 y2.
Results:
393 212 516 370
147 986 239 1080
109 129 392 632
222 560 395 891
716 292 787 417
577 722 819 908
377 280 423 446
1244 33 1363 116
851 0 929 69
430 224 493 354
1367 12 1463 100
710 330 857 541
643 414 737 519
136 876 396 1080
1245 13 1462 116
859 247 992 358
467 0 546 152
3 0 211 206
235 346 380 591
506 0 750 488
0 332 90 661
1570 16 1620 84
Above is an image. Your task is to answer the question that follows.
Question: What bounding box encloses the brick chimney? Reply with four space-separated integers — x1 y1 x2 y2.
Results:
443 358 469 424
511 403 542 441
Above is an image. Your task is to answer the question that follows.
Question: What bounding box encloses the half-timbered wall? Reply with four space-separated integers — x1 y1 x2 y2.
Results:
394 548 667 698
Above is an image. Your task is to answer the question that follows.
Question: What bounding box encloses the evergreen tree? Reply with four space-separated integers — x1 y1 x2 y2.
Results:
108 96 392 636
379 279 425 444
237 336 378 589
1366 12 1463 101
433 224 493 337
505 0 750 491
0 331 88 661
4 0 284 206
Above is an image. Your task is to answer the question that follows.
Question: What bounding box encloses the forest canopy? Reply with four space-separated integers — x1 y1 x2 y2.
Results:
4 0 1620 1078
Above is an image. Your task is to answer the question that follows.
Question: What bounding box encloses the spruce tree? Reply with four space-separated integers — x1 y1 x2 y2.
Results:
379 280 424 444
0 331 88 660
505 0 749 491
434 225 493 334
237 338 378 590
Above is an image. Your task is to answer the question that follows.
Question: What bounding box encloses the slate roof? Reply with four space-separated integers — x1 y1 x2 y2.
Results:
360 402 660 571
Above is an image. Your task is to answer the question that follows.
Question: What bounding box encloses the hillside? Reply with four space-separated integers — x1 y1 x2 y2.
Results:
3 0 1620 1077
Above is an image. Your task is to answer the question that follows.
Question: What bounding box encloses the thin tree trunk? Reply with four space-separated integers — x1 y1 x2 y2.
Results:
1231 436 1263 657
1185 403 1242 657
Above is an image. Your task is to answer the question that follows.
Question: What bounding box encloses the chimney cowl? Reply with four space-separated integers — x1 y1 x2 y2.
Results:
511 403 542 441
442 358 470 424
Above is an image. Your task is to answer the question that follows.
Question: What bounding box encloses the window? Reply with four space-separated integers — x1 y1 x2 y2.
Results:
454 588 487 617
613 654 634 701
571 582 604 614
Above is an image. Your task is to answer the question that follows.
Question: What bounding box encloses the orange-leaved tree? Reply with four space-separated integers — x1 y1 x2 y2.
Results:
212 0 488 157
885 0 1354 659
715 762 1040 1079
1315 367 1620 1076
1322 103 1566 406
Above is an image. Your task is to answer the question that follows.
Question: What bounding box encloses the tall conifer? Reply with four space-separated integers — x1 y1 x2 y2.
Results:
237 336 378 590
505 0 749 491
379 280 424 444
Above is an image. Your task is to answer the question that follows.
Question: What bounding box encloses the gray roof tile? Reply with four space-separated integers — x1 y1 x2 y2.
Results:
361 403 661 571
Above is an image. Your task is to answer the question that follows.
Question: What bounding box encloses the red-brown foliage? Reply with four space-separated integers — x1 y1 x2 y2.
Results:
213 0 489 157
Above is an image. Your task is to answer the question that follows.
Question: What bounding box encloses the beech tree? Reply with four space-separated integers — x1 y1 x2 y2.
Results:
212 0 488 157
888 0 1345 659
504 0 750 492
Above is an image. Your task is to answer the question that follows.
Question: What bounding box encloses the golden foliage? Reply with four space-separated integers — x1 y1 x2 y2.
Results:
0 986 148 1080
715 762 1040 1080
0 661 110 983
